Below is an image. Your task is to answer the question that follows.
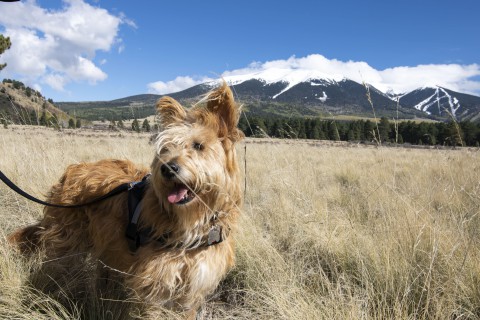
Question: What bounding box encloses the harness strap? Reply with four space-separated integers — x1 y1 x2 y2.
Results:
125 174 150 251
125 177 228 252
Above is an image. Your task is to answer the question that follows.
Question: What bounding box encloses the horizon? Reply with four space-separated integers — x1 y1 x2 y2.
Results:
0 0 479 102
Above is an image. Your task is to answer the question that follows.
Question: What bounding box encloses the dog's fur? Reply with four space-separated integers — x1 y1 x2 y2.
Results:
9 83 244 317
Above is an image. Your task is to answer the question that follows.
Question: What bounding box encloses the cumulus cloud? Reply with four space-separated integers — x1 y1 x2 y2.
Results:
150 54 480 96
226 55 480 95
148 76 214 95
0 0 132 91
379 63 480 94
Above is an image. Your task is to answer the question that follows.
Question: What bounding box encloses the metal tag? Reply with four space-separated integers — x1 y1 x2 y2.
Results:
207 225 222 245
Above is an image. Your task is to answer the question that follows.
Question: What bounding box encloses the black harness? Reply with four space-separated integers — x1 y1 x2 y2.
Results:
124 175 227 252
124 174 151 251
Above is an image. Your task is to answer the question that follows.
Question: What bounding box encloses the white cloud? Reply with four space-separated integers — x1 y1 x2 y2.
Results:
68 56 107 83
154 54 480 96
379 64 480 94
221 55 480 95
147 76 214 95
0 0 131 91
44 73 68 91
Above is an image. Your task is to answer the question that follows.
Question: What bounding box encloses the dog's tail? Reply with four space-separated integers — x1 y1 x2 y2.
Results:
7 224 42 254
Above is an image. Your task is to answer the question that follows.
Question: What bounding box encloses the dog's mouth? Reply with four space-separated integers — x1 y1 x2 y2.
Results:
167 183 196 205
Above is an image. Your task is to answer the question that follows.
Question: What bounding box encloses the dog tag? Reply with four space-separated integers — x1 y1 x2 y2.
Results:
207 225 222 245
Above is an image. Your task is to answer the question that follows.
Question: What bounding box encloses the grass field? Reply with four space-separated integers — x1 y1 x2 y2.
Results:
1 125 480 319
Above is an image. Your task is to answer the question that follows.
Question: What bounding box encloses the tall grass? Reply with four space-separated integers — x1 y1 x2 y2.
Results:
1 126 480 319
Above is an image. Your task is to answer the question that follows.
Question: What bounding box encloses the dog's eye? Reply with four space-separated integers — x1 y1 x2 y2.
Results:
193 142 204 151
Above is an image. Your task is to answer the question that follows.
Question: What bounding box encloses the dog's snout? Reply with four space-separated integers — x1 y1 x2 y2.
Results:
161 162 180 179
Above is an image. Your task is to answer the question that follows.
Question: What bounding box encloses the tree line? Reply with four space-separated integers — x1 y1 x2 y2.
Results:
4 108 82 129
238 116 480 147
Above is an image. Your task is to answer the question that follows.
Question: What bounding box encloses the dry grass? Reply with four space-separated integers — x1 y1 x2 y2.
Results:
1 125 480 319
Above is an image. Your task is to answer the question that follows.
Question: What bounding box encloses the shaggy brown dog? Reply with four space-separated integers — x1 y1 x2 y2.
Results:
9 83 244 318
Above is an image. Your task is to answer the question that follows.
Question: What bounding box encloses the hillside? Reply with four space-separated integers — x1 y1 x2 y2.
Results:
55 95 158 122
0 80 69 125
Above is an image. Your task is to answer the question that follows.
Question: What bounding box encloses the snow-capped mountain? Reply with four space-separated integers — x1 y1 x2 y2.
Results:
176 71 480 121
396 87 480 121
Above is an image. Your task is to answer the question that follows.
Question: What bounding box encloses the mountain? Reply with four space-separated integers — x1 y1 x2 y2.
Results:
209 78 413 118
56 73 480 122
397 87 480 122
210 70 480 121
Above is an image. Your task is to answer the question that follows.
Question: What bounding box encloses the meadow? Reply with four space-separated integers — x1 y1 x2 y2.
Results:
1 125 480 319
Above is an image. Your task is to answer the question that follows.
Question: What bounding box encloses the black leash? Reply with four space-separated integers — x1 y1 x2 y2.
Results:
0 169 133 208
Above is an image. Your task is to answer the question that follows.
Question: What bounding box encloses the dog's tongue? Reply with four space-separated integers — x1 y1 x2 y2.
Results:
167 187 189 204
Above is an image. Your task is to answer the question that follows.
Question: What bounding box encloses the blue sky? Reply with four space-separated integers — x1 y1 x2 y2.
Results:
0 0 479 101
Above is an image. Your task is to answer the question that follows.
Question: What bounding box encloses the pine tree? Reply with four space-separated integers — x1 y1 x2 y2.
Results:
398 134 404 144
117 119 124 129
347 130 355 141
39 111 47 126
271 119 285 138
68 118 75 129
328 121 340 141
460 121 478 146
76 119 81 129
297 119 306 139
0 34 11 71
132 118 140 132
446 121 464 146
310 119 321 140
142 119 151 132
378 117 390 143
364 120 375 142
245 117 266 137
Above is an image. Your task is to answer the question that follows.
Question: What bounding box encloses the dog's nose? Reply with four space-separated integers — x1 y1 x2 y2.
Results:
161 162 180 179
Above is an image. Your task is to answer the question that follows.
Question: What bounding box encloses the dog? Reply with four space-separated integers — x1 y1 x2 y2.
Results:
9 83 244 318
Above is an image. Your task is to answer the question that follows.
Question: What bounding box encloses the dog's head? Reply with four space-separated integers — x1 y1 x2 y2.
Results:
151 83 244 215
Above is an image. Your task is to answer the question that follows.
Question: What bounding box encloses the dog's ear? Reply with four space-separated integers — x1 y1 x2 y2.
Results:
156 97 187 128
206 82 243 141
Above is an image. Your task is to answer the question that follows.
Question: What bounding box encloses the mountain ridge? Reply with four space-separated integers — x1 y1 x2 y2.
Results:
55 75 480 122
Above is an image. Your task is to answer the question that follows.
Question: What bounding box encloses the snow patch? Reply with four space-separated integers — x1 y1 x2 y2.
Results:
413 91 438 112
409 86 461 118
439 87 461 116
317 91 328 102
